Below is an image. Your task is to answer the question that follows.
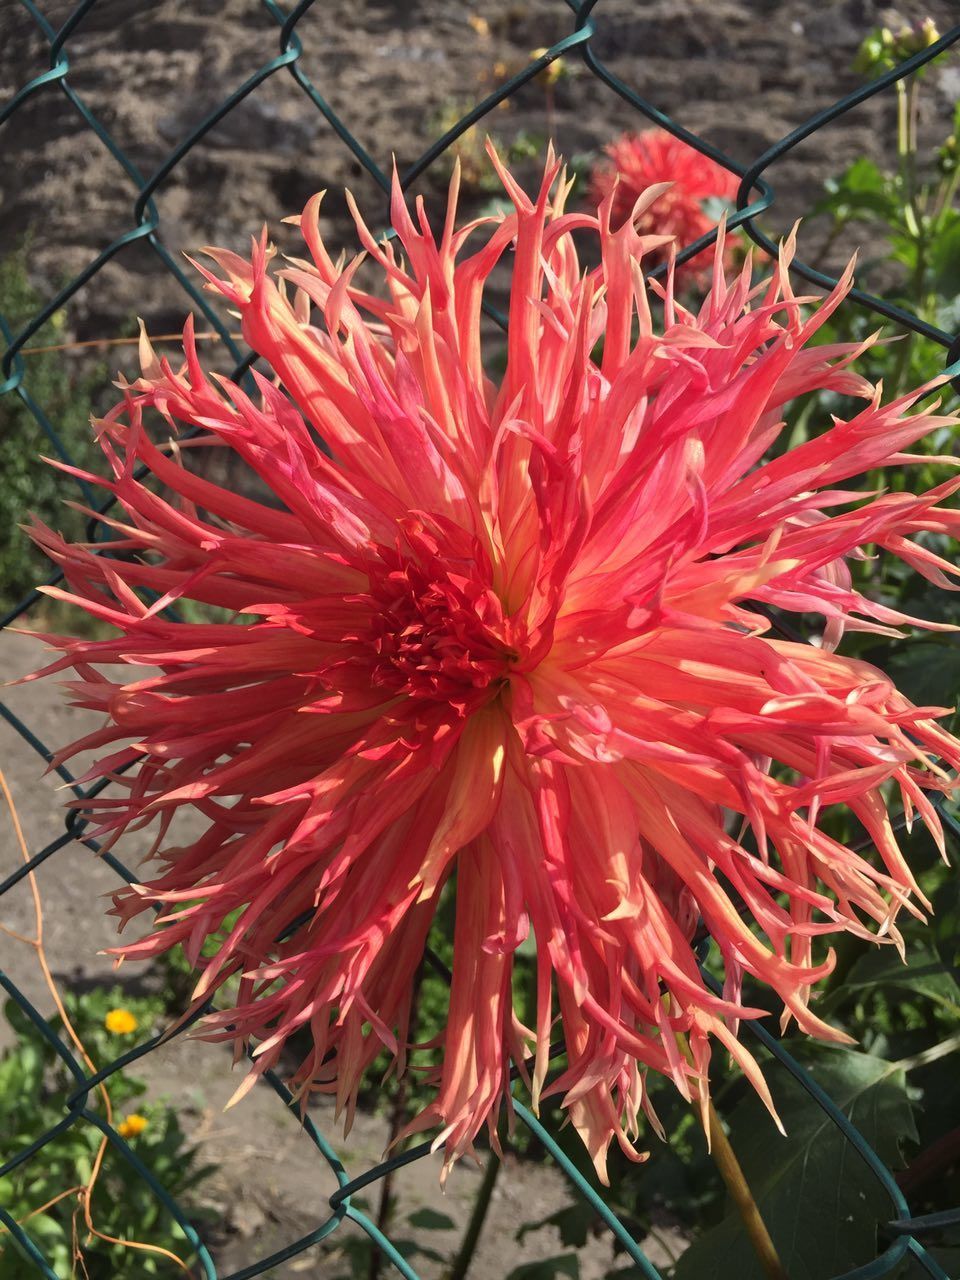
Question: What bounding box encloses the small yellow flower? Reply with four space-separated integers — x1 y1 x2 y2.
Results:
467 14 490 37
118 1114 148 1139
104 1008 138 1035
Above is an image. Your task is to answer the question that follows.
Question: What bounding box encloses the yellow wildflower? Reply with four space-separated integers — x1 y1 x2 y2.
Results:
104 1008 138 1035
118 1114 148 1139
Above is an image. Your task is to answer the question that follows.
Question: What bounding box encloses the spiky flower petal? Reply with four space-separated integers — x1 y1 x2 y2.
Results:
589 127 741 283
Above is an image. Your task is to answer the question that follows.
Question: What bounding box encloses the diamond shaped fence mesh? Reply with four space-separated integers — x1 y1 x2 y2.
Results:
1 3 960 1277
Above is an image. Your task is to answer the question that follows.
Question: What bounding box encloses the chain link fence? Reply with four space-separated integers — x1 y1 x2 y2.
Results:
1 2 959 1276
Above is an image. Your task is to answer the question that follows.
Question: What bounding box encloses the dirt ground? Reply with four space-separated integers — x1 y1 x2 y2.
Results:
1 2 959 1277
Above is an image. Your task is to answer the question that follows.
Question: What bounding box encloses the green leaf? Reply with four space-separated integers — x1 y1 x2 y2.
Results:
883 643 960 729
673 1048 918 1280
18 1212 64 1246
505 1254 580 1280
406 1207 456 1231
827 942 960 1019
929 217 960 299
815 158 896 222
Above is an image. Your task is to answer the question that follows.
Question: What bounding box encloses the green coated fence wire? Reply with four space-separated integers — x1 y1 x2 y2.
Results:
1 2 960 1276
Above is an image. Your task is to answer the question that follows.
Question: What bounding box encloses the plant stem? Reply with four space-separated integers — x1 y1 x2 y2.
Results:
907 79 919 161
702 1098 789 1280
896 81 909 172
888 97 928 402
933 163 960 225
888 231 927 401
446 1150 501 1280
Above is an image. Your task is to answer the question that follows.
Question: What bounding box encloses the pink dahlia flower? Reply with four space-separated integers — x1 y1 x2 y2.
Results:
28 147 960 1182
589 128 741 284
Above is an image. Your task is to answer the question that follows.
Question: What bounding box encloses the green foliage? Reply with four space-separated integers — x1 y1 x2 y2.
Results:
0 987 215 1278
809 78 960 406
667 862 960 1279
573 852 960 1279
0 245 107 614
882 643 960 735
672 1048 918 1280
853 19 942 79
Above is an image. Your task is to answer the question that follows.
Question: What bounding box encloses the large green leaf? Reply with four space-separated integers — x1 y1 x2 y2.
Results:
822 941 960 1019
673 1048 917 1280
882 644 960 732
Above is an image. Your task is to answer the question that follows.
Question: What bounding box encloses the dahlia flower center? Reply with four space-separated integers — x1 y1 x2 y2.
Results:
363 551 517 706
